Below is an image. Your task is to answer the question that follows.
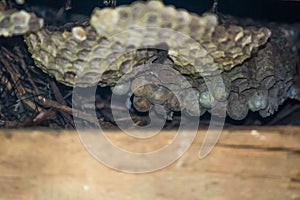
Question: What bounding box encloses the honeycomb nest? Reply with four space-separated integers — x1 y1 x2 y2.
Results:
0 8 43 36
1 0 299 121
24 0 271 87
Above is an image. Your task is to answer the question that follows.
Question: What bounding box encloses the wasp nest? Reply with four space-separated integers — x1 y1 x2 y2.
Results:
1 0 298 120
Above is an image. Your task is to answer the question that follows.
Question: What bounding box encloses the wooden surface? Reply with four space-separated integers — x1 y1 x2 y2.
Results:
0 126 300 200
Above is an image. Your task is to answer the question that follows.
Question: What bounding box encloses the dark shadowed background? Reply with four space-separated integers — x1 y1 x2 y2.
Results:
25 0 299 23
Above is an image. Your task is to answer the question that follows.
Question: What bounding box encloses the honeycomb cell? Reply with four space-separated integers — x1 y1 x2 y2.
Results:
133 96 152 112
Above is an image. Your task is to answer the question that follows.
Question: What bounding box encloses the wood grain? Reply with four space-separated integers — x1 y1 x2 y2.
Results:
0 127 300 200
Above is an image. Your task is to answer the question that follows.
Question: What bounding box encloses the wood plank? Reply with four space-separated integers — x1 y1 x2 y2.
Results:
0 127 300 200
